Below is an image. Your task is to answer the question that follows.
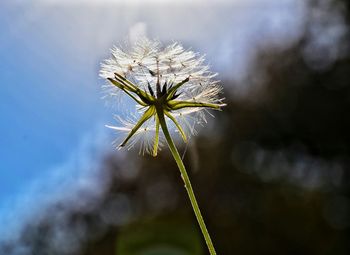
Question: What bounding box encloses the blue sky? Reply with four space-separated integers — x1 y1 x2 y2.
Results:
0 1 112 210
0 0 306 240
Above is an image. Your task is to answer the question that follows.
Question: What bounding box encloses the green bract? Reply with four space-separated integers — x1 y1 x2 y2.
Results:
107 72 223 156
101 38 225 156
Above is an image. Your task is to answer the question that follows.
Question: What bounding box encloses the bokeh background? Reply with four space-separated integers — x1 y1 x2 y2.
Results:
1 0 350 254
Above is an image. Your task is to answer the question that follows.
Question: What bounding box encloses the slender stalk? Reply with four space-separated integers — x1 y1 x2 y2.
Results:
156 108 217 255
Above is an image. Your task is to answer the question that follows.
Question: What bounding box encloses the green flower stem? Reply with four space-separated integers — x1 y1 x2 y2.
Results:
156 108 217 255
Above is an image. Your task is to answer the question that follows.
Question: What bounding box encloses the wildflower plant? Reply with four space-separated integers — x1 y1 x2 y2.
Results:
100 38 225 255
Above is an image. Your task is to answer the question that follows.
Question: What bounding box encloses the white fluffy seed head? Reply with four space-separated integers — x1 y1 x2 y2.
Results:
100 38 225 155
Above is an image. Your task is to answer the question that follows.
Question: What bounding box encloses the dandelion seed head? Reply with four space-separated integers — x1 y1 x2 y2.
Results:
100 38 225 155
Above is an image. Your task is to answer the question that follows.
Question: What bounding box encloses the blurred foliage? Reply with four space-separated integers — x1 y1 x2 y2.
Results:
116 216 202 255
